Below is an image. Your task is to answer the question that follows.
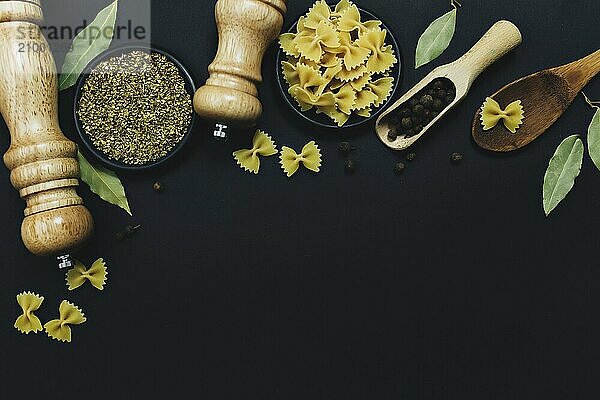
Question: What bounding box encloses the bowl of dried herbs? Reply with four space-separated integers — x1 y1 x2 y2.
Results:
74 45 196 171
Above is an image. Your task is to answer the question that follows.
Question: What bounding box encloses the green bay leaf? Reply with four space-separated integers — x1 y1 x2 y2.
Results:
415 8 457 69
543 135 584 217
77 151 132 216
587 106 600 171
59 0 119 90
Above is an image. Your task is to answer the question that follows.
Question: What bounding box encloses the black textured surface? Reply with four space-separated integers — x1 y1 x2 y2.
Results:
2 0 600 398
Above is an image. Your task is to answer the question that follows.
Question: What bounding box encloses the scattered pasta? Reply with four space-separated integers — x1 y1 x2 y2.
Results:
14 292 44 334
66 258 108 291
280 141 322 177
279 0 397 126
44 300 87 343
481 97 524 134
233 130 278 174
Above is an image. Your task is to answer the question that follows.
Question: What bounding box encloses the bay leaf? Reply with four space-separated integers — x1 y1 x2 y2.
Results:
542 135 584 217
77 151 132 216
59 1 119 90
587 106 600 171
415 8 457 69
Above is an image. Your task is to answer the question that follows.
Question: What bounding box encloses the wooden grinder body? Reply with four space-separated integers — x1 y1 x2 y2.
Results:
194 0 287 131
0 0 93 257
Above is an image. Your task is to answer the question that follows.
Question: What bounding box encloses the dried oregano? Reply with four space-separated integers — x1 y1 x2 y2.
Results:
415 0 461 69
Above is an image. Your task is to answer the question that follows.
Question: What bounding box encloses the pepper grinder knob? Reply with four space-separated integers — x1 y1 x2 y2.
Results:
194 0 287 136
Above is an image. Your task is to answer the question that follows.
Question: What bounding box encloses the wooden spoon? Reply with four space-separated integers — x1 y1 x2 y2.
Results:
472 49 600 152
376 20 522 151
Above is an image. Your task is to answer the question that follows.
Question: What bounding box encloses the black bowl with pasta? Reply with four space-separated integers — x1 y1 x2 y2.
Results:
276 1 402 129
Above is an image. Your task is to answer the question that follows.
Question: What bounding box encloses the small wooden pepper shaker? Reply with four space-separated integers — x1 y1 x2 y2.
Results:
194 0 287 140
0 0 94 267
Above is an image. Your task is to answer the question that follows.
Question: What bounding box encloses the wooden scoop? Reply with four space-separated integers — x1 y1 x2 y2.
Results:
376 20 522 151
472 49 600 152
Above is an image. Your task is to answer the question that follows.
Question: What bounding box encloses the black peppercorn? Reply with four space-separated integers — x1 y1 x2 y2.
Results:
414 125 423 133
450 152 464 163
433 80 445 90
409 98 419 107
338 141 354 156
435 89 447 99
427 88 436 96
445 95 454 104
401 117 413 129
422 109 431 119
432 99 444 111
431 111 439 118
153 182 165 193
420 94 434 108
387 130 398 142
407 152 417 162
394 162 406 175
345 159 357 174
399 108 411 118
412 104 425 116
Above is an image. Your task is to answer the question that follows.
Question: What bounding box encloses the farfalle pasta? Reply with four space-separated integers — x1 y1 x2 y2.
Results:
66 258 108 291
14 292 44 334
480 97 524 134
44 300 87 343
280 141 322 177
233 130 278 174
279 0 397 127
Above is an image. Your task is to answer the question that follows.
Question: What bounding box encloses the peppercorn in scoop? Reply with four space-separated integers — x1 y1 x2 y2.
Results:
386 78 456 141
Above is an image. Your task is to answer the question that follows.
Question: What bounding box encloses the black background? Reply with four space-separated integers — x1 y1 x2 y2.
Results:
2 0 600 398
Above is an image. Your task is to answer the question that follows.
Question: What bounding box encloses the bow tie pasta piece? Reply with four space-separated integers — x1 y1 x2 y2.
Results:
304 0 331 29
280 141 323 177
353 88 379 111
480 97 524 133
367 76 395 107
335 83 358 115
44 301 86 343
233 130 278 174
289 86 336 112
337 3 381 34
279 33 300 58
66 258 108 291
14 292 44 334
294 20 340 62
336 64 368 82
357 29 397 74
356 107 372 118
350 72 372 91
332 0 353 17
333 32 371 71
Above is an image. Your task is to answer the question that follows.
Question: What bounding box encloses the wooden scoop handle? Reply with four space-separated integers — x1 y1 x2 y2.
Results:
0 1 94 262
455 20 522 83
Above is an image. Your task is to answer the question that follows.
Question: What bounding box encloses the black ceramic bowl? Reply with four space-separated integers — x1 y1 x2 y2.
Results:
276 6 402 129
73 45 196 171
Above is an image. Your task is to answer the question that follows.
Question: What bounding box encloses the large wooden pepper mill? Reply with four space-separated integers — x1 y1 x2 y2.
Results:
194 0 287 140
0 0 94 267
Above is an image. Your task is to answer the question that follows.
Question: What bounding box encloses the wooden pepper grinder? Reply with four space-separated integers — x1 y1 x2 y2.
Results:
0 0 94 268
194 0 287 140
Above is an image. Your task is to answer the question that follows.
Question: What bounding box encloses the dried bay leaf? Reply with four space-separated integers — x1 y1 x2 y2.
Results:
59 1 119 90
542 135 584 217
586 103 600 172
77 151 132 216
415 6 457 69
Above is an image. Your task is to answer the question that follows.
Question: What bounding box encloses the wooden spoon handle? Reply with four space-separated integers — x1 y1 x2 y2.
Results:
455 21 522 82
559 49 600 91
